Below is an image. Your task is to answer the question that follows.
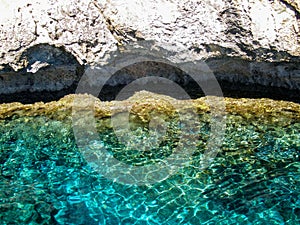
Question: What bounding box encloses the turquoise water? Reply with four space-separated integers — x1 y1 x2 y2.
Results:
0 114 299 224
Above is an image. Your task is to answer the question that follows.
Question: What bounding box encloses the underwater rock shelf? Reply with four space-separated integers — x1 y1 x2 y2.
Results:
0 91 300 224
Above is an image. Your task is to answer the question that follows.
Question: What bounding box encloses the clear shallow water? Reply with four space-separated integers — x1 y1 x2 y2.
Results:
0 114 299 224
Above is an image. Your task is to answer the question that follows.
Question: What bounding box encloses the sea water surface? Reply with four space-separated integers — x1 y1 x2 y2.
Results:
0 107 299 224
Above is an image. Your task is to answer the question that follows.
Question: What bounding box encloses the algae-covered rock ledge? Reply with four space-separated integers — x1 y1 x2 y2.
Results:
0 92 299 125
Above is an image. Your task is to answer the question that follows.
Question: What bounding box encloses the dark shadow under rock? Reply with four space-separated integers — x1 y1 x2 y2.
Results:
0 50 299 103
0 44 84 103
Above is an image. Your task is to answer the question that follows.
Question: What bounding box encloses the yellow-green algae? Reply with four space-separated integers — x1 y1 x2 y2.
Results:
0 91 299 123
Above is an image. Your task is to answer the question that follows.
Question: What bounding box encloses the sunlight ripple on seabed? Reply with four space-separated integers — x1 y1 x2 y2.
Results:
0 110 299 224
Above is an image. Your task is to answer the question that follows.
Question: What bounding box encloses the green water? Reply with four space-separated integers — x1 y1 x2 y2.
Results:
0 114 299 224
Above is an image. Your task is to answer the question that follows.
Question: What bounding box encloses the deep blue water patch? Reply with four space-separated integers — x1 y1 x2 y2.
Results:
0 115 299 224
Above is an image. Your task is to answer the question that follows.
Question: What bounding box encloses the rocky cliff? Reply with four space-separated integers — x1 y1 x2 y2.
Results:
0 0 299 102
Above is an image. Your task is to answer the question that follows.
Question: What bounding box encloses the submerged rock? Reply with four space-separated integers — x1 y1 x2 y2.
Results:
0 91 299 224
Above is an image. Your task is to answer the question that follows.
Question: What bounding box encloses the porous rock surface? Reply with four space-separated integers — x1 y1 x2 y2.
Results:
0 92 299 123
0 0 299 95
